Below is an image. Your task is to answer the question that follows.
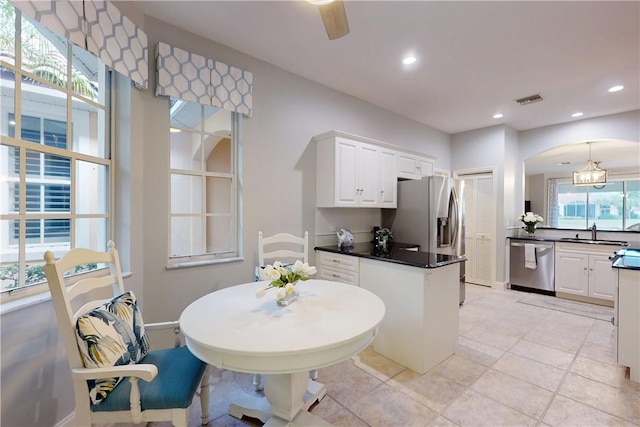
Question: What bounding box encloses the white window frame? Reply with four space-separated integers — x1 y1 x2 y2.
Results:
547 175 640 231
0 4 114 302
167 100 243 268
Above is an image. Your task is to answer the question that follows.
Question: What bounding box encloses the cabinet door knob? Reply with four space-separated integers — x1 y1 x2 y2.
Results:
332 259 341 263
332 274 340 278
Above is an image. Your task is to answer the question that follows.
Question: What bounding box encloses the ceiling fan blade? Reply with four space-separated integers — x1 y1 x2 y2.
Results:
318 0 349 40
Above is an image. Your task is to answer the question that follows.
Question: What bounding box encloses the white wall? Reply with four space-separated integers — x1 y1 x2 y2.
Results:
519 110 640 160
137 14 451 330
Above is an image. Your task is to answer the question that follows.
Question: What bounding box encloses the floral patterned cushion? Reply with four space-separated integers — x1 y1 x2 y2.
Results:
75 291 149 405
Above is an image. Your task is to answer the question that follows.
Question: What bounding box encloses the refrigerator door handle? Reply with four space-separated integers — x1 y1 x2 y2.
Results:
450 186 459 248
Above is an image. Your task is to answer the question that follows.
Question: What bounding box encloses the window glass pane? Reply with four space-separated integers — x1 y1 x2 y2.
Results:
171 174 202 214
43 118 66 148
205 177 232 214
44 218 70 243
203 106 229 133
0 2 16 66
170 216 203 257
0 222 20 290
1 67 15 137
72 96 106 157
24 148 40 176
204 135 232 174
21 15 67 89
24 218 40 243
1 144 17 214
44 153 70 178
76 161 108 214
24 182 40 212
45 184 70 212
76 218 108 251
206 216 233 254
170 99 202 131
170 131 201 170
626 180 640 230
21 85 67 135
589 182 623 230
19 114 41 143
557 183 587 229
71 44 102 103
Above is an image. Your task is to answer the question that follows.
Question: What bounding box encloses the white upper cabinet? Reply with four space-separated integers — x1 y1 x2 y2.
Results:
379 148 397 208
397 153 435 179
316 135 397 208
315 131 437 208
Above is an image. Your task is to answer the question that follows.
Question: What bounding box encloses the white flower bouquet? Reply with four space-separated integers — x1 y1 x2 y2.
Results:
520 212 544 234
256 260 317 300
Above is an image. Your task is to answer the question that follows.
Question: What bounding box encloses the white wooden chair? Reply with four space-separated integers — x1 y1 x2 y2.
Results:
258 230 309 266
254 231 316 391
43 241 210 426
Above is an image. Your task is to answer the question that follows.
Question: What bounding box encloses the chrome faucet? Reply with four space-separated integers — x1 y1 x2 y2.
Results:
590 223 597 241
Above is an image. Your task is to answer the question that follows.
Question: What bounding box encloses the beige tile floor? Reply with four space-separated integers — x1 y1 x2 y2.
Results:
106 284 640 427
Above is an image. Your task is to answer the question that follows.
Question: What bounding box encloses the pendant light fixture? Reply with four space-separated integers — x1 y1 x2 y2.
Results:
572 142 607 186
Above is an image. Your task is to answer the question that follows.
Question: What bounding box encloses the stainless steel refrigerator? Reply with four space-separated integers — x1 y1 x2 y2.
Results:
383 176 466 303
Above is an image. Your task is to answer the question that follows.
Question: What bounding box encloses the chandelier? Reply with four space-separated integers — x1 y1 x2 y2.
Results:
572 142 607 186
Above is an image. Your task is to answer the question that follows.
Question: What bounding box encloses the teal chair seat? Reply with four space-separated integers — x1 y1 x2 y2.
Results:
93 346 207 412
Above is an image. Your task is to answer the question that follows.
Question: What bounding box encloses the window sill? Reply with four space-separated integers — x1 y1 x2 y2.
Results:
166 256 244 270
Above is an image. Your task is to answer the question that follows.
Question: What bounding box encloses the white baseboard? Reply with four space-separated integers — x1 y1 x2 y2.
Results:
492 281 507 290
55 412 75 427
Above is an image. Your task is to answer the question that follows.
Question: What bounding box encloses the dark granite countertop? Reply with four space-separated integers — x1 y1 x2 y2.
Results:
315 242 466 269
508 236 629 247
612 247 640 271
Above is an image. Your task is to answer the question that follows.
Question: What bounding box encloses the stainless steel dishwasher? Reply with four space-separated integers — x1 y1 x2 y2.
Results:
509 239 555 296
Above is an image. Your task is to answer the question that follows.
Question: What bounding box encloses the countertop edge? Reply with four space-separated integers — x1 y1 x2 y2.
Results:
315 245 466 269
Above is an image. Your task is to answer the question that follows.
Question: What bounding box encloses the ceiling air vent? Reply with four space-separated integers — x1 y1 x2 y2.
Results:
515 94 543 105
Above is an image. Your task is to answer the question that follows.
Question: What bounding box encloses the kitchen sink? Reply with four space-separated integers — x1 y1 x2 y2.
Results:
559 238 629 246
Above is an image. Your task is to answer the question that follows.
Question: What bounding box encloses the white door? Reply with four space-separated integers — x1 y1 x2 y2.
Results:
556 252 589 296
417 157 434 177
379 149 397 207
461 173 495 287
397 153 419 179
335 138 358 206
589 254 616 300
357 143 380 207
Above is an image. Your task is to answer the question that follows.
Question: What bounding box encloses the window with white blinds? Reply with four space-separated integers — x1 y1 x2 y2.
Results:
1 0 112 297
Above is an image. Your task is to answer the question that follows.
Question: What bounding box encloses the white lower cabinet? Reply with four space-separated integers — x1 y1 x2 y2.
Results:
316 251 359 286
359 258 459 374
555 243 617 301
616 268 640 383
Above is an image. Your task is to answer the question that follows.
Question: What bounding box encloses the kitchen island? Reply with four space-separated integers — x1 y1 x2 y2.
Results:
315 243 466 374
611 247 640 383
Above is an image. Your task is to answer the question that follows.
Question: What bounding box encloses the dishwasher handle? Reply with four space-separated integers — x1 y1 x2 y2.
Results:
510 242 554 250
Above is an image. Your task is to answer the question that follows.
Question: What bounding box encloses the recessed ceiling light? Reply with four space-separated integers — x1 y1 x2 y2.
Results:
608 85 624 93
402 56 417 65
306 0 334 5
571 112 583 118
493 113 503 119
557 161 571 165
170 128 182 133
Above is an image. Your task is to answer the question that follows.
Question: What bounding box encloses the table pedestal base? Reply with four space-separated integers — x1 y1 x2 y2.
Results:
229 374 328 426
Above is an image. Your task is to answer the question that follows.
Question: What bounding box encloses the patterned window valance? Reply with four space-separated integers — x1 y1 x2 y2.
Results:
9 0 149 89
156 42 253 116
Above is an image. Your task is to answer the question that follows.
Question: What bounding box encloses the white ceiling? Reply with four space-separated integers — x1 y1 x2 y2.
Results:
134 0 640 172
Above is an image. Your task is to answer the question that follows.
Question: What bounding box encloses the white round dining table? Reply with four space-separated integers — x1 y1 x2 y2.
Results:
180 279 385 426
